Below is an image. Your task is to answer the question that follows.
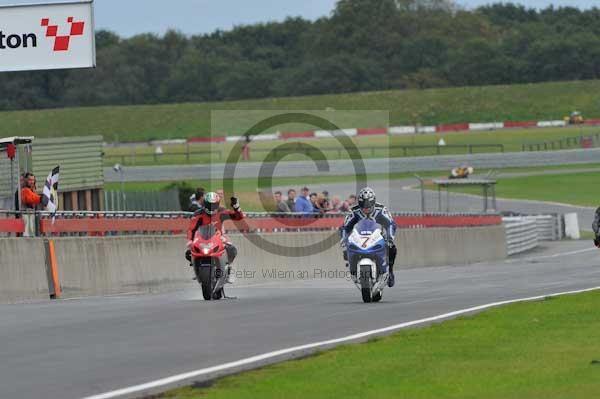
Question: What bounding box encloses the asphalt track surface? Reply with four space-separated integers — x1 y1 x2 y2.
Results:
1 241 599 399
103 150 600 183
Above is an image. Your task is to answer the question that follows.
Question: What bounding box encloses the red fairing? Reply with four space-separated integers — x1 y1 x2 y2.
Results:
190 227 227 258
187 208 244 241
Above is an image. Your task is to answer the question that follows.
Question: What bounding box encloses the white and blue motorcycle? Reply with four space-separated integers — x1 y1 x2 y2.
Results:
345 219 390 303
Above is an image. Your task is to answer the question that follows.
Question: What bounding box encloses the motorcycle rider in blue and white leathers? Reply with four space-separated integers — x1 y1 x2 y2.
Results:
341 187 398 287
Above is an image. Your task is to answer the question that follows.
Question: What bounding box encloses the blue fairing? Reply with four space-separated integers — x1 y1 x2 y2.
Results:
346 219 388 274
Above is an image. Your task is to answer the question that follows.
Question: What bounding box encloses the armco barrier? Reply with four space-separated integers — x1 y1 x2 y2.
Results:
504 219 539 256
503 215 564 241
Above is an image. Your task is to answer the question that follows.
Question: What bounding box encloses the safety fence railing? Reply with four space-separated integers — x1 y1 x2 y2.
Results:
502 213 566 256
503 219 539 256
0 210 503 237
521 132 600 152
503 214 564 242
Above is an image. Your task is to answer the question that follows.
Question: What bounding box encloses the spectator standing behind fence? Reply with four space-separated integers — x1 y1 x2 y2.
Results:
286 189 296 211
189 187 205 212
301 186 310 201
21 172 41 237
21 172 41 209
310 193 322 213
274 191 291 213
294 190 314 214
216 189 225 207
330 196 341 212
317 193 331 213
339 194 356 213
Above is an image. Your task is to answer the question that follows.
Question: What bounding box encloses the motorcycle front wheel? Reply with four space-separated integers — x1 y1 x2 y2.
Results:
196 265 215 301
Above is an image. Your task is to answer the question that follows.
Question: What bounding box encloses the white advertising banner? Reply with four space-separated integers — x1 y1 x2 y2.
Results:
0 1 95 72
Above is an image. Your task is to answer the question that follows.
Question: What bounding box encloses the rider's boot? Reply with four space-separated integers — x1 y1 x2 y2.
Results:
226 265 236 284
387 264 395 288
387 243 397 288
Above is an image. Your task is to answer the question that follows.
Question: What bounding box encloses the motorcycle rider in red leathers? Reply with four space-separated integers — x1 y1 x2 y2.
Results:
186 192 244 283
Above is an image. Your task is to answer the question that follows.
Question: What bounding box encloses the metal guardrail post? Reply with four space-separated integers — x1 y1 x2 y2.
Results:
414 174 426 213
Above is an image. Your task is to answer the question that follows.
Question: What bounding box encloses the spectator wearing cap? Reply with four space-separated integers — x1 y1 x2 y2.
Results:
286 189 296 211
274 191 291 213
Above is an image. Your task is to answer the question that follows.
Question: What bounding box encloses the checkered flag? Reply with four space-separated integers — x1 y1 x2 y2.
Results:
41 166 60 213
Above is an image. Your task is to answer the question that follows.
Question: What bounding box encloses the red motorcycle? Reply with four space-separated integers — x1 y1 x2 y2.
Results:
190 224 229 300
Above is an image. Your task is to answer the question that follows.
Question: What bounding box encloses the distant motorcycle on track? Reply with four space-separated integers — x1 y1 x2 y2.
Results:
345 219 390 303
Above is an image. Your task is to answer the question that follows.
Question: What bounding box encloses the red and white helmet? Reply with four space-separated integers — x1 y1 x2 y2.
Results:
203 192 221 215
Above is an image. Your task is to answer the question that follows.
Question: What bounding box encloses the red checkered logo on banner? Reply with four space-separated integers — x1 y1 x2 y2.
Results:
40 17 85 51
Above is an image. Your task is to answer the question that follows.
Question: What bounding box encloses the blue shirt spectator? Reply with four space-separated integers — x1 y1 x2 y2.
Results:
294 195 315 214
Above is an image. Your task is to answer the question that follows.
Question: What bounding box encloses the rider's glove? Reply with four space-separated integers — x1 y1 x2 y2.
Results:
340 239 347 249
231 196 240 210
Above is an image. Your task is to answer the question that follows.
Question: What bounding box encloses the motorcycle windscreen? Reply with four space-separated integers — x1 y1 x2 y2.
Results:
196 224 218 240
353 219 382 236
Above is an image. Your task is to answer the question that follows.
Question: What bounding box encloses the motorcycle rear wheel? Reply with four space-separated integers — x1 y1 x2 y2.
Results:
361 288 372 303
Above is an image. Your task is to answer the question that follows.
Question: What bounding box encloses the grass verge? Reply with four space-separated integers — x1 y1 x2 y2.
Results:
102 125 600 166
161 290 600 399
437 171 600 208
4 79 600 142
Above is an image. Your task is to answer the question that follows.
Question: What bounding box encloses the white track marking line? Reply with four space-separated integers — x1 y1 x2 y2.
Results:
506 247 596 263
61 292 147 301
83 285 600 399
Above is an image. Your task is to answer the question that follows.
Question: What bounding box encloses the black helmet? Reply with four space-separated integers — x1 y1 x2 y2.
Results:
203 192 221 215
358 187 376 214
